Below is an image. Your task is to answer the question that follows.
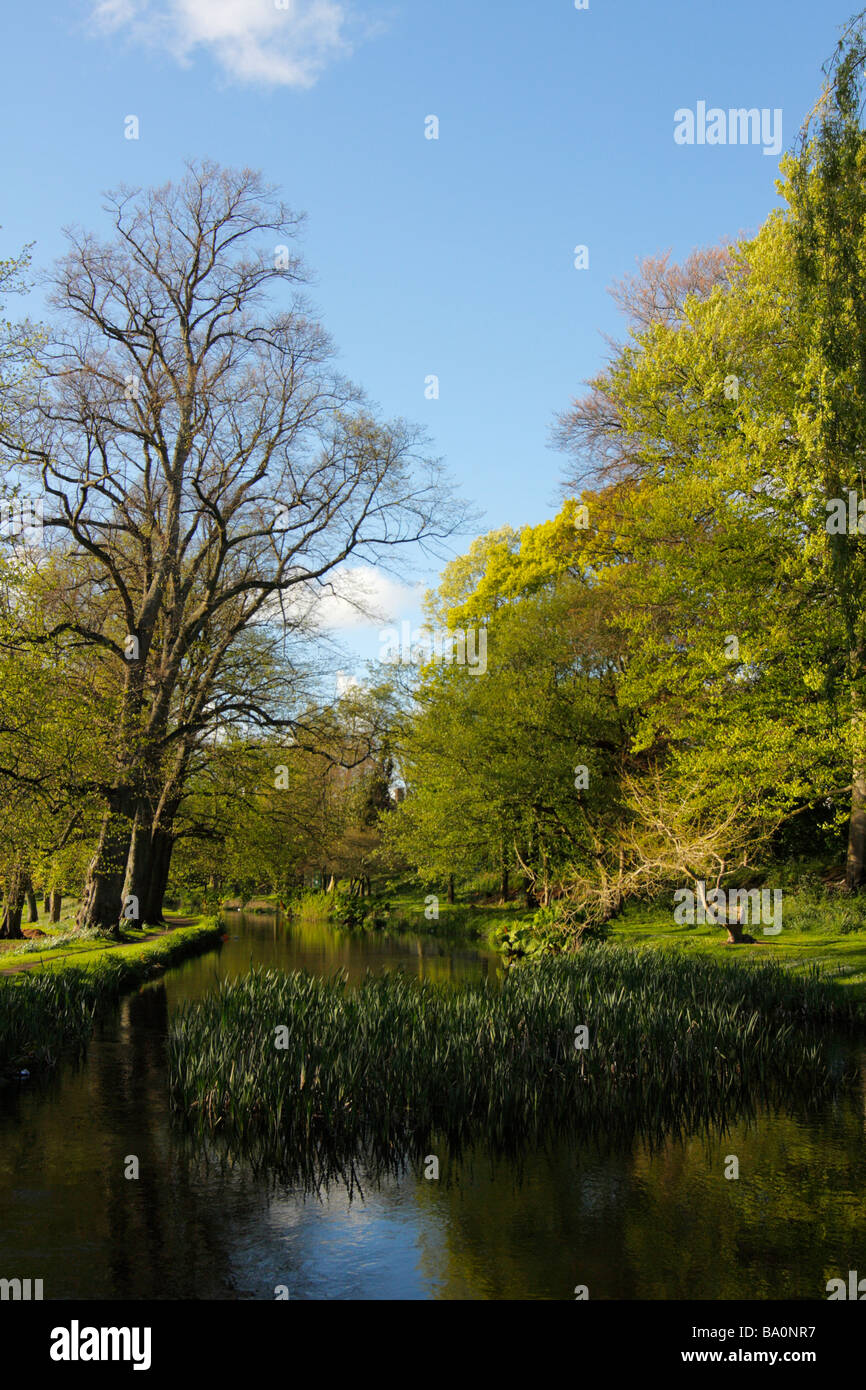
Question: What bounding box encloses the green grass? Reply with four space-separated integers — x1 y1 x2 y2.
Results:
609 899 866 999
0 917 224 1076
218 893 283 913
0 895 83 948
346 879 866 1001
0 909 203 969
13 917 223 979
386 884 520 939
3 926 154 970
168 946 859 1187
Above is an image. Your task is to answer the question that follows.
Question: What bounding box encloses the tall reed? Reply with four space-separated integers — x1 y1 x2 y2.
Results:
0 971 111 1073
168 946 860 1186
0 918 223 1075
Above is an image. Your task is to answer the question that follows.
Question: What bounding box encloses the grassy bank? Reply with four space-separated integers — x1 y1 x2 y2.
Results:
608 900 866 998
322 877 866 1000
295 883 512 939
0 906 205 967
0 917 223 1077
168 947 859 1186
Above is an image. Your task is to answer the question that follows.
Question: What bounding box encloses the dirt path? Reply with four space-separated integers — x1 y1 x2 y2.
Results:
0 918 204 975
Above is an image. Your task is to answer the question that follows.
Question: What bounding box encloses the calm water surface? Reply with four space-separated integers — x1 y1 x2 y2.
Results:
1 910 865 1300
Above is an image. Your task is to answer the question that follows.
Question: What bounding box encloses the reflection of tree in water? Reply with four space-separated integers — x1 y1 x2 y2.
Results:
622 1102 866 1300
402 1094 866 1300
230 908 498 987
173 1038 853 1198
79 986 292 1298
88 986 235 1297
0 977 316 1299
412 1144 642 1300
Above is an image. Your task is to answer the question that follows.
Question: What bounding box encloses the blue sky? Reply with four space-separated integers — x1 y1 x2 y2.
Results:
0 0 855 669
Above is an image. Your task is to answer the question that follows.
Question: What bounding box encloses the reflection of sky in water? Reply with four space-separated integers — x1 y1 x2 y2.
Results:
251 1182 447 1300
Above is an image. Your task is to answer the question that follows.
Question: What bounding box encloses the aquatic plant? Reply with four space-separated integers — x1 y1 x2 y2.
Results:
0 971 109 1075
0 918 223 1075
168 946 860 1186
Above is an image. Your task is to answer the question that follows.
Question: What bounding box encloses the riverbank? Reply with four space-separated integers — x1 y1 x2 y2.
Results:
318 881 866 1003
0 916 224 1077
0 912 207 973
610 904 866 999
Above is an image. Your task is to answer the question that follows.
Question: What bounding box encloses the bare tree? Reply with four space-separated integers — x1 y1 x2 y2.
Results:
2 160 462 934
552 245 734 494
557 769 770 943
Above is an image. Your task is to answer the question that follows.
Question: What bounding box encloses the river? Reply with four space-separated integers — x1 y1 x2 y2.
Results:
1 909 864 1300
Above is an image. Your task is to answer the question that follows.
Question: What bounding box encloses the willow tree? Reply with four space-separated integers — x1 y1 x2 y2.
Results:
787 13 866 887
2 161 460 934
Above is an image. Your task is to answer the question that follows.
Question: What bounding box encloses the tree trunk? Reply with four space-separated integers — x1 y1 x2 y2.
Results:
613 847 625 915
78 650 153 937
447 874 455 904
25 878 38 923
120 805 153 927
50 890 62 924
77 793 137 937
0 902 23 939
42 893 50 913
142 828 174 924
725 920 755 944
724 897 754 945
0 866 25 939
500 867 509 901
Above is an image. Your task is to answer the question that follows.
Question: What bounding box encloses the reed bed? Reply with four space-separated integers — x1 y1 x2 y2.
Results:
167 946 860 1185
0 917 223 1076
0 970 111 1074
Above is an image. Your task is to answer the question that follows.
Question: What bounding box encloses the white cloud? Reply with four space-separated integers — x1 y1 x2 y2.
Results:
310 565 424 632
89 0 354 88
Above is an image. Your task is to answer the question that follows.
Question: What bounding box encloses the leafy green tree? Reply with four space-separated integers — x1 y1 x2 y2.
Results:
386 565 631 912
555 219 849 890
786 14 866 885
